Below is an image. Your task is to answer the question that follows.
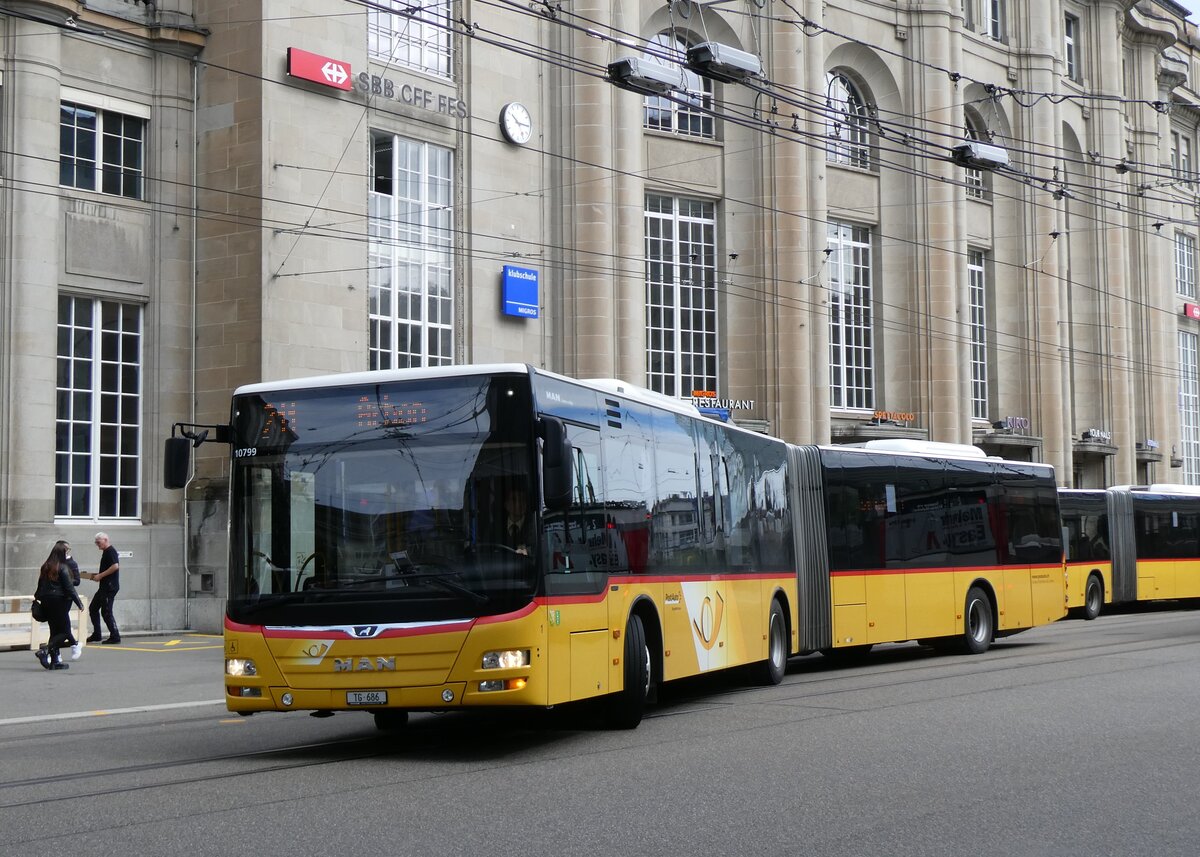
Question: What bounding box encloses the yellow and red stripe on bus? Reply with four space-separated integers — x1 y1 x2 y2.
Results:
224 572 796 713
828 564 1066 647
1133 557 1200 602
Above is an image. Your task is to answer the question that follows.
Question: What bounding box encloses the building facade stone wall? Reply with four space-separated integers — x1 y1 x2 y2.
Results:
4 0 1200 631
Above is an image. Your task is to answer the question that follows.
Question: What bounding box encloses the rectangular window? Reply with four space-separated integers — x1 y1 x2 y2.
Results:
962 0 974 31
644 81 714 139
1176 232 1196 299
1064 15 1079 81
645 194 718 398
1180 331 1200 485
828 221 874 411
369 132 454 370
968 249 989 420
368 0 451 78
1171 131 1192 183
60 101 145 199
965 166 985 199
963 120 990 200
56 295 142 519
987 0 1004 41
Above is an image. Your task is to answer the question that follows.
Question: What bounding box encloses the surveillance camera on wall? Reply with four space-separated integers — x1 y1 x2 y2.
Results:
951 141 1010 170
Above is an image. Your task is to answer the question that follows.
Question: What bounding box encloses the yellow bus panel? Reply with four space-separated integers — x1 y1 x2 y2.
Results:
905 572 955 640
569 630 609 699
1000 567 1033 630
833 602 867 646
865 573 906 644
1179 558 1200 598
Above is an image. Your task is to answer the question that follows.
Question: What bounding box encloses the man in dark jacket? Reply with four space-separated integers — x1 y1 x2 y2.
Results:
84 532 121 644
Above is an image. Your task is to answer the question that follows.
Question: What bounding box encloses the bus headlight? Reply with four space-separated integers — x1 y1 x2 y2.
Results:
481 649 530 670
226 658 257 677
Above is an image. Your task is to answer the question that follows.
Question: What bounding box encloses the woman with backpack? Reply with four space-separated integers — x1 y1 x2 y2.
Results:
34 541 85 670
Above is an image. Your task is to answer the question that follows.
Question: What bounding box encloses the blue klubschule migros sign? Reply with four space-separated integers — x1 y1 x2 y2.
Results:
501 265 539 318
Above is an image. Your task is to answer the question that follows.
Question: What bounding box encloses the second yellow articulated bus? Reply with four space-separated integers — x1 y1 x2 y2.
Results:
1061 485 1200 619
166 365 1068 730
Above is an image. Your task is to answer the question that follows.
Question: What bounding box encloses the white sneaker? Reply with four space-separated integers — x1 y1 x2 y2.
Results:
71 643 82 660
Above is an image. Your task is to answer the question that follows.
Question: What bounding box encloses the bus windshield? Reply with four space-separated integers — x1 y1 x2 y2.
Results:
226 373 538 625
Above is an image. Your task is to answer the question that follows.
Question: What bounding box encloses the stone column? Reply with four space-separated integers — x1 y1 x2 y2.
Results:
768 2 821 442
2 21 64 527
911 4 964 444
1147 59 1187 483
611 0 647 383
571 0 622 380
1116 3 1179 483
1023 1 1068 475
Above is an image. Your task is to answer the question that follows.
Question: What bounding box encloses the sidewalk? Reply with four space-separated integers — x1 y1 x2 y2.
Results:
0 631 226 724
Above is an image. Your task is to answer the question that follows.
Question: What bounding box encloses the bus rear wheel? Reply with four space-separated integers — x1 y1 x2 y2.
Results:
1083 575 1103 621
604 613 652 729
962 586 993 654
754 599 788 685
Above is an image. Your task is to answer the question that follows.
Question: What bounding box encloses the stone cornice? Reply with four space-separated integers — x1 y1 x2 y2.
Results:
1160 47 1189 92
1125 1 1182 53
0 0 206 57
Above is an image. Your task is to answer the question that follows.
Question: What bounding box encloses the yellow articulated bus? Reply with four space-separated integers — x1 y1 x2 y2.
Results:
165 365 1067 731
1060 485 1200 620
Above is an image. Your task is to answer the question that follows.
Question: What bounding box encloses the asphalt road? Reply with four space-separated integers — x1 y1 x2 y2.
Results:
2 608 1199 857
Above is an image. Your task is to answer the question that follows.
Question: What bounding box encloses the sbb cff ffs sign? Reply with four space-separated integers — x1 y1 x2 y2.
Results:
287 48 352 91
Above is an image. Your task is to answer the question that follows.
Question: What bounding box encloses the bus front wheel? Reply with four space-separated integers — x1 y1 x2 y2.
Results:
962 586 994 654
373 710 409 732
604 614 652 729
1083 575 1103 621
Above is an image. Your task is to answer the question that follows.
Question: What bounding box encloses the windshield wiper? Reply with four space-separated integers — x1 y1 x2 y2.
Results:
238 589 330 614
335 567 489 604
399 571 489 604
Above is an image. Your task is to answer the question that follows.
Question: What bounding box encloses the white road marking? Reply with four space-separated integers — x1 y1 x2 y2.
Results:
0 699 225 727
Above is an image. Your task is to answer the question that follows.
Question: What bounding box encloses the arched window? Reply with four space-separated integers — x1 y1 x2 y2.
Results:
643 33 714 139
825 72 871 168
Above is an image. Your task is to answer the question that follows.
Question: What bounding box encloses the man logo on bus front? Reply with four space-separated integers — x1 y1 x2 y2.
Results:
352 625 380 638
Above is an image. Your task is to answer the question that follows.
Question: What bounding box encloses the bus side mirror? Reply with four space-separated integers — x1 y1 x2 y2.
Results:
164 436 191 489
540 417 573 512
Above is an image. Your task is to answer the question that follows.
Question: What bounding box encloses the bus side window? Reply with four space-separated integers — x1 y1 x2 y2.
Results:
1062 513 1087 561
600 401 654 574
544 425 609 574
651 410 700 572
